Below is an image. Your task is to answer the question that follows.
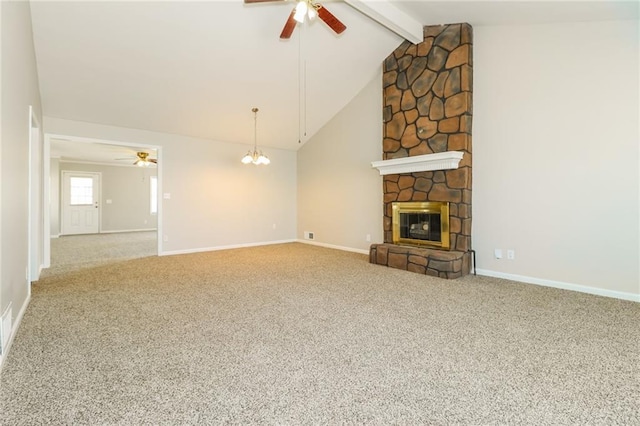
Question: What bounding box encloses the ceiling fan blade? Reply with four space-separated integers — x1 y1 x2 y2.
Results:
317 5 346 35
280 9 297 39
149 159 158 164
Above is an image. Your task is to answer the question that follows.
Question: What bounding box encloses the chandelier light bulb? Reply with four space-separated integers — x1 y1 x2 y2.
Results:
257 152 270 165
241 152 253 164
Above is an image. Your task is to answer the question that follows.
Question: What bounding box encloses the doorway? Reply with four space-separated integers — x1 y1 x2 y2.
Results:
43 134 162 270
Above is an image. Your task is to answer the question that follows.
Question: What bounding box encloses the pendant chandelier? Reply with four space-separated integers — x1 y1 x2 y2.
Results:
241 107 270 165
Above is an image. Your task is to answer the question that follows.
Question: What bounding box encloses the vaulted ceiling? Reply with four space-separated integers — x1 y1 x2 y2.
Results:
31 0 637 156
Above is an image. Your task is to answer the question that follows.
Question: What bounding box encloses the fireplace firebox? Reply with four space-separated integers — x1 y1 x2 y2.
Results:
392 202 450 249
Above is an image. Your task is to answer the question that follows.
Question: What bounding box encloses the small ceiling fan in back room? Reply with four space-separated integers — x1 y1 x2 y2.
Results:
244 0 346 39
133 152 157 167
116 151 157 167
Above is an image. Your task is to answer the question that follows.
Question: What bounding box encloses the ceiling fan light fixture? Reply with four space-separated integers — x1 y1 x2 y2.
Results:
293 1 308 23
133 151 155 167
246 0 346 39
307 5 317 20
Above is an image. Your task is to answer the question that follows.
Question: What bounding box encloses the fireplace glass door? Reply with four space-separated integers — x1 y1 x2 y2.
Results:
400 212 441 242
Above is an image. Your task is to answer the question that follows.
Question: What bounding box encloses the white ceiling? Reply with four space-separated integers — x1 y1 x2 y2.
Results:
32 0 638 161
391 0 638 27
31 0 402 153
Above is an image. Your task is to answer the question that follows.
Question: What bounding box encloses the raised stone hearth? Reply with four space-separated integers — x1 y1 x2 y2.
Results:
370 244 469 279
370 23 473 279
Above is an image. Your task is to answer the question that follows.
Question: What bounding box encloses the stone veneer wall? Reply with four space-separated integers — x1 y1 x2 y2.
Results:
372 23 473 278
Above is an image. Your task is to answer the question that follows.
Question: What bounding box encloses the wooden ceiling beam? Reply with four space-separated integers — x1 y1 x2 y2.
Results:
344 0 424 44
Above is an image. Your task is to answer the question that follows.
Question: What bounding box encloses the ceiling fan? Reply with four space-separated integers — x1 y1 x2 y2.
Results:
116 151 157 167
133 152 157 167
245 0 346 39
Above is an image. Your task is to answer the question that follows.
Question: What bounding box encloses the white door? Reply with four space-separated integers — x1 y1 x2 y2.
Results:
61 171 100 235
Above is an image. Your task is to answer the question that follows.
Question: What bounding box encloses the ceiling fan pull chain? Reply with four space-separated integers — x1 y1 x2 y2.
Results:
298 29 302 144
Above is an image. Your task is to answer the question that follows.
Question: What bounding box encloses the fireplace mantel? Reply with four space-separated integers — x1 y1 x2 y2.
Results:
371 151 464 176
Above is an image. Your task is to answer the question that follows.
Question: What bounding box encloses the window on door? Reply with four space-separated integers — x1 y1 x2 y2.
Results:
69 177 94 205
150 176 158 215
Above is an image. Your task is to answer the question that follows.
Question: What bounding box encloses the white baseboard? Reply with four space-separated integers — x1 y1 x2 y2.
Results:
160 239 297 256
475 269 640 303
100 228 157 234
296 239 370 255
51 234 60 239
0 294 31 373
30 263 45 282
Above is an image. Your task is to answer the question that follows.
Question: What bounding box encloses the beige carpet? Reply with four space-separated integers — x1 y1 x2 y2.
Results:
46 231 157 275
1 239 638 424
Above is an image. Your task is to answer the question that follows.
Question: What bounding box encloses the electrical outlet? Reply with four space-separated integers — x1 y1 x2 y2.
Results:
366 234 371 242
163 235 169 242
507 249 515 260
494 249 503 259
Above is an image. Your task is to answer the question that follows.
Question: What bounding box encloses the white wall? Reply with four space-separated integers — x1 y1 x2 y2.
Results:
44 117 297 254
59 162 157 233
472 20 639 299
297 69 384 253
1 1 43 358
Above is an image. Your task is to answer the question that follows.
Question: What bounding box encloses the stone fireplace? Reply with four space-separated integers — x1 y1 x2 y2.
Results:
369 23 473 279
